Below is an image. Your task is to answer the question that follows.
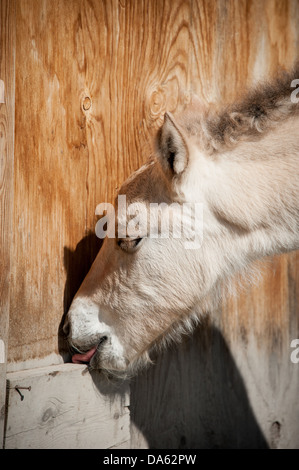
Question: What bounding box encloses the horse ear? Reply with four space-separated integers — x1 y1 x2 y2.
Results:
156 112 189 175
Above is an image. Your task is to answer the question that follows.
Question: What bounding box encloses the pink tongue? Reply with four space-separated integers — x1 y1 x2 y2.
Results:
72 346 97 364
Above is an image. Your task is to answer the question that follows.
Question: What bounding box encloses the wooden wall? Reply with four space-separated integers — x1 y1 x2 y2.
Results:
1 0 299 448
0 0 15 446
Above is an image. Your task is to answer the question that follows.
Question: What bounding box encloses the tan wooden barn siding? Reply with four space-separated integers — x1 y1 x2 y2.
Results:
0 0 15 444
8 0 299 374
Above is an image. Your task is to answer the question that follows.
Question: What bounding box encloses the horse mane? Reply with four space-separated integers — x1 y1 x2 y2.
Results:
178 63 299 154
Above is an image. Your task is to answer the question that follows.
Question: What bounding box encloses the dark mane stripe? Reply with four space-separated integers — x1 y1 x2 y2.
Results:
204 63 299 152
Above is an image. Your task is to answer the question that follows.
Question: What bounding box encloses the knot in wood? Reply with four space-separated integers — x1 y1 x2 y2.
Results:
149 87 166 118
83 96 92 111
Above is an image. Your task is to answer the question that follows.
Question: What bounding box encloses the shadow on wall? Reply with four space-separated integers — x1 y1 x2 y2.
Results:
129 323 269 449
58 232 103 359
59 233 268 449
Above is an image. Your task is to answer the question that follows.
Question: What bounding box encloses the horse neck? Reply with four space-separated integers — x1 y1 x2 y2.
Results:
189 116 299 295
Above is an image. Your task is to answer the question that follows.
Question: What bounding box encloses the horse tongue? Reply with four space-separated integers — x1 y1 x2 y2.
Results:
72 346 97 364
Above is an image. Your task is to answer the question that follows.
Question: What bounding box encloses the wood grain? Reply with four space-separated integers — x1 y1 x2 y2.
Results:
5 364 130 449
9 0 202 364
0 0 15 448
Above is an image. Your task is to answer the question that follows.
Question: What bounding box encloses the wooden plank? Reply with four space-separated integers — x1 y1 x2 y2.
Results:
221 253 299 449
5 364 130 449
8 0 199 369
9 0 166 368
0 0 15 448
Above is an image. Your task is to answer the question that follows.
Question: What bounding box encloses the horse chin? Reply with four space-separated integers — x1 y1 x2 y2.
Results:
89 342 130 377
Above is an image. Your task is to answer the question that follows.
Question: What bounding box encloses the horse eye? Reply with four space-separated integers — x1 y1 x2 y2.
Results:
117 237 143 252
